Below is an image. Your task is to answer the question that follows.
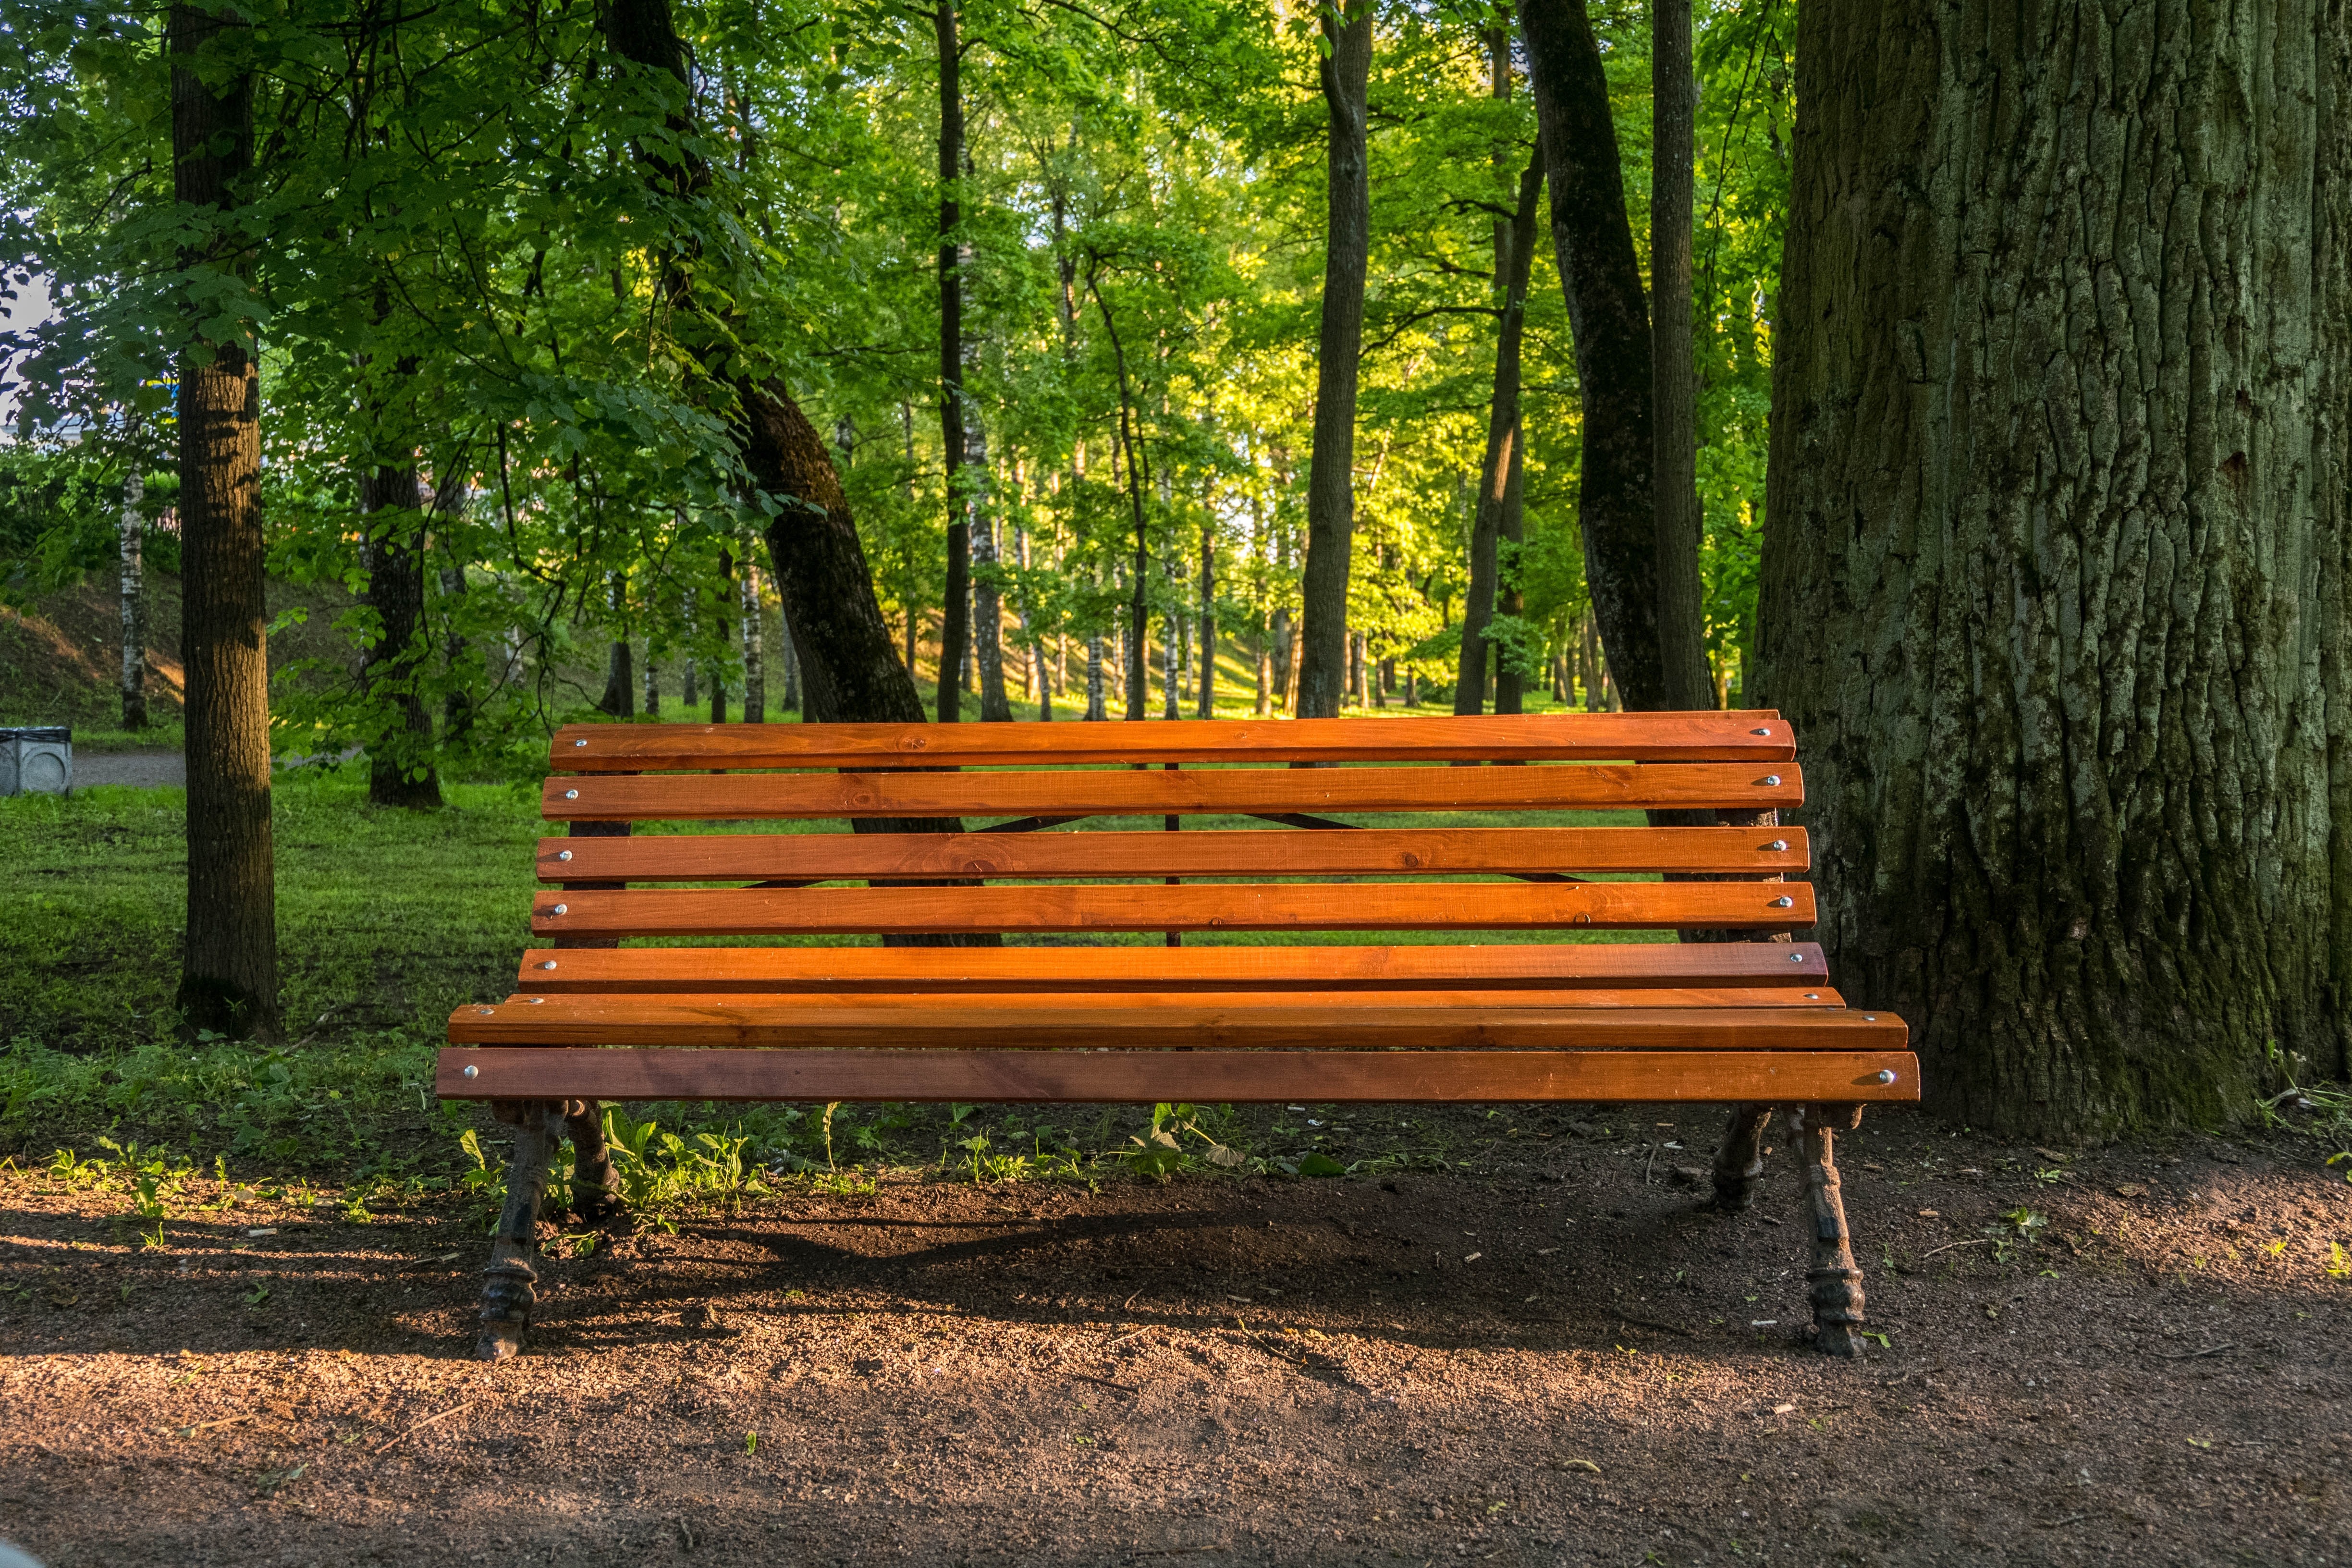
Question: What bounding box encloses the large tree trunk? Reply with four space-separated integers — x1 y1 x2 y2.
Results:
119 458 147 729
1296 0 1373 719
1760 0 2352 1136
170 2 276 1038
1456 150 1545 716
1520 0 1667 713
360 464 443 808
934 0 970 724
1649 0 1712 710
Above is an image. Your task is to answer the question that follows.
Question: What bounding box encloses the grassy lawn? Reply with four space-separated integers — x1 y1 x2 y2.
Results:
0 758 1669 1206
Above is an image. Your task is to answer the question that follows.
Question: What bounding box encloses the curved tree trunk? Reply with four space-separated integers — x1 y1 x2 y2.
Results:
1297 0 1373 719
1456 151 1545 716
1760 0 2352 1137
170 0 277 1038
1520 0 1666 712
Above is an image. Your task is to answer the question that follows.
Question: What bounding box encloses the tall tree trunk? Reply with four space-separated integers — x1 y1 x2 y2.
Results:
1090 275 1153 722
119 458 147 729
740 542 764 722
1649 0 1712 710
1297 0 1373 719
1270 605 1294 711
596 572 635 718
1196 515 1215 718
170 1 275 1037
777 593 800 715
602 0 926 733
1760 0 2352 1136
707 547 732 724
361 464 443 808
934 0 970 723
1493 430 1528 713
969 416 1011 721
1520 0 1667 712
1456 149 1545 716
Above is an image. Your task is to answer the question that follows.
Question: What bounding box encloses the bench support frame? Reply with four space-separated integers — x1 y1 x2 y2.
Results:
478 1099 565 1361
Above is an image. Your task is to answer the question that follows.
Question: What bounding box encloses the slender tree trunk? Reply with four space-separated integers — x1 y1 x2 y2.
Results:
707 547 733 723
1650 0 1712 710
119 459 147 729
1196 516 1216 718
740 542 764 722
170 0 275 1037
969 418 1010 721
596 572 635 717
1456 150 1546 716
1270 605 1294 711
777 593 800 715
1091 275 1153 721
934 0 969 723
1297 0 1373 719
1760 0 2352 1136
361 464 443 807
1254 617 1272 716
1520 0 1667 712
1493 429 1528 713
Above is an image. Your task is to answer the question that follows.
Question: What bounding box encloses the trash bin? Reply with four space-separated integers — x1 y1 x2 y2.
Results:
0 726 72 796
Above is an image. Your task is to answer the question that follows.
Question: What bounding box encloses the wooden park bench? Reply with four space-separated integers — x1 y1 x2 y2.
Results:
441 712 1914 1360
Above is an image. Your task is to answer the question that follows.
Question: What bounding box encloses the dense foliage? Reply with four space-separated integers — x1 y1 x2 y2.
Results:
0 0 1795 764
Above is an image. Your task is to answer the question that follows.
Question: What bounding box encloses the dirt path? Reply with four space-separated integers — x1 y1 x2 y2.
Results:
3 1109 2346 1567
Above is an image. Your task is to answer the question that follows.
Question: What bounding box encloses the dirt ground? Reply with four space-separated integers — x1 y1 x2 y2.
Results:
4 1106 2348 1568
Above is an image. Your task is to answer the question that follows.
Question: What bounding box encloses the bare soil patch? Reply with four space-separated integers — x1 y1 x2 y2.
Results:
4 1108 2347 1566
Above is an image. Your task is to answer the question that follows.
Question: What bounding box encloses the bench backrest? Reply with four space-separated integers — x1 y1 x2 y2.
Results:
527 711 1813 971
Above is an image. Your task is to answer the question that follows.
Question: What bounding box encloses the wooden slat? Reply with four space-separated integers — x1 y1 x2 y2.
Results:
447 999 1900 1050
535 826 1812 883
529 881 1817 937
550 711 1793 772
542 764 1804 822
515 941 1834 993
504 986 1847 1010
437 1046 1918 1105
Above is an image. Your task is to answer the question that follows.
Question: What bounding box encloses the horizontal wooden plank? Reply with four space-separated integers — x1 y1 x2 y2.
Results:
448 999 1901 1050
541 764 1805 822
549 711 1794 772
516 941 1833 993
504 985 1847 1011
530 881 1818 937
436 1046 1918 1104
535 826 1812 883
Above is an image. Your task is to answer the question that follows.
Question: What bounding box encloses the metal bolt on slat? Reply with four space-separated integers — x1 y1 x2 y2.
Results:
1761 775 1781 787
1788 953 1805 962
558 850 573 861
1875 1069 1897 1084
538 960 558 970
551 904 567 916
1771 895 1794 907
574 739 588 747
462 1065 479 1079
1768 839 1788 851
564 789 579 800
1752 727 1771 736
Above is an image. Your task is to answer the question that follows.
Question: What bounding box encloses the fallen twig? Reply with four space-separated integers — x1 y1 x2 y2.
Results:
173 1414 252 1438
372 1400 479 1456
2149 1342 2235 1361
1063 1370 1138 1396
2035 1513 2088 1529
1100 1324 1156 1351
1921 1238 1993 1259
1615 1315 1696 1339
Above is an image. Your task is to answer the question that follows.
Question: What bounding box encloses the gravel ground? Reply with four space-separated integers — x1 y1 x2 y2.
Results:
3 1106 2347 1567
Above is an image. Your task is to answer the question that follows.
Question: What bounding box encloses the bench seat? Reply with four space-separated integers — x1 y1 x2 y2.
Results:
443 711 1913 1361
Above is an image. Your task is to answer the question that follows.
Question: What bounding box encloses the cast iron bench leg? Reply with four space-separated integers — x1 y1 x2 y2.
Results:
478 1099 566 1361
1795 1102 1868 1358
565 1099 624 1226
1708 1102 1775 1211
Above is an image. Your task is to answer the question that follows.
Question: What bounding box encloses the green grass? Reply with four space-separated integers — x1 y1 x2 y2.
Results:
0 756 1656 1195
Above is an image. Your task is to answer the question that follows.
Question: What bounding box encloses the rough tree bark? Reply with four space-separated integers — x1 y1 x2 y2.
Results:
1297 0 1373 719
360 463 443 808
1759 0 2352 1135
170 1 276 1038
1520 0 1667 712
934 0 970 724
595 573 635 718
739 542 764 722
1649 0 1712 710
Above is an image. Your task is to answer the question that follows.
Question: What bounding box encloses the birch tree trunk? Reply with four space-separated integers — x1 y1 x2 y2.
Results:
1760 0 2352 1135
740 543 764 722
